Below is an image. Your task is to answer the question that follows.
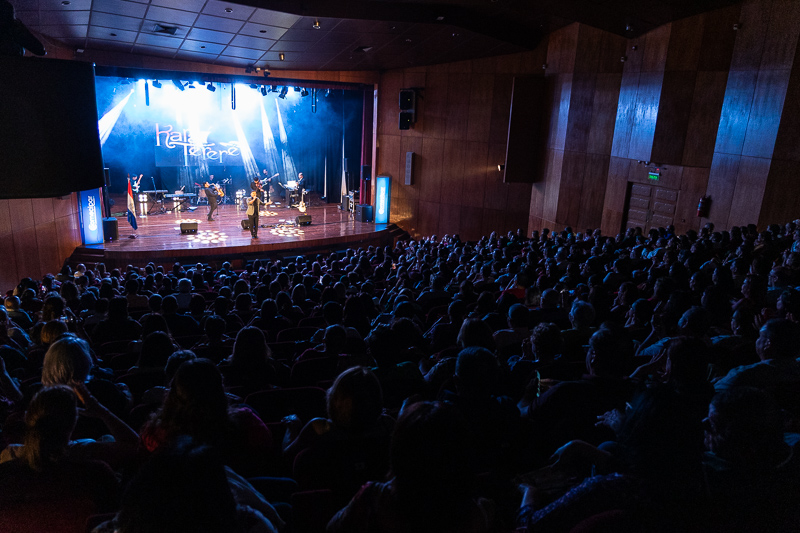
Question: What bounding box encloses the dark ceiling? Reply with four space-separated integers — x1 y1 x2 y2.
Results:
11 0 739 71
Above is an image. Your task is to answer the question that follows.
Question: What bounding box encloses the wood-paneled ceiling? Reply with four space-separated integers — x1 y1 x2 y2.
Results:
10 0 739 71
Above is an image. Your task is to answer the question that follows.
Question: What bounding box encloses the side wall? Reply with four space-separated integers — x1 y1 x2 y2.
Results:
378 0 800 240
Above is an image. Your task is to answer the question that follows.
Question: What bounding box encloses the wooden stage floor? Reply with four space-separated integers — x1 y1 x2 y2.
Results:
72 199 396 268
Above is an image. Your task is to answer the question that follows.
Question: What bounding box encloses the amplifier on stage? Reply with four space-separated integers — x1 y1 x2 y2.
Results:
355 204 373 222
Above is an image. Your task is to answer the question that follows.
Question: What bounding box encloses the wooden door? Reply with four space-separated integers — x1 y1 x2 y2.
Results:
624 183 678 233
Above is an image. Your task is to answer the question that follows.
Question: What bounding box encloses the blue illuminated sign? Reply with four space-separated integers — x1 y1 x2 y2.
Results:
79 189 104 244
375 175 390 224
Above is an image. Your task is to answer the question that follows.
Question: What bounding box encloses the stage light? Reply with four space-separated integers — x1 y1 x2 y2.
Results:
325 89 331 97
279 86 288 99
249 83 258 89
279 53 285 61
172 79 185 91
206 82 216 92
271 85 277 92
152 80 162 88
185 82 196 89
261 86 267 96
144 80 150 106
300 88 309 97
313 19 320 30
294 87 301 92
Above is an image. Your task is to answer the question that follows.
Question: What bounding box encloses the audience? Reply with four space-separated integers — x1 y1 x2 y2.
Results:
0 220 799 531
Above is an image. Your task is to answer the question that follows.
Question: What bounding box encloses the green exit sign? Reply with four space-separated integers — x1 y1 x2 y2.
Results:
648 172 660 181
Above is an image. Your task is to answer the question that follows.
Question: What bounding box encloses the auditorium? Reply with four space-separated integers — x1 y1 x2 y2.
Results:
1 0 799 531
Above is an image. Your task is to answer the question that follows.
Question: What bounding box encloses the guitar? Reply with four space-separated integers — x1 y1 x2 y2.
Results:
258 173 279 189
129 174 144 193
196 182 224 197
298 189 307 213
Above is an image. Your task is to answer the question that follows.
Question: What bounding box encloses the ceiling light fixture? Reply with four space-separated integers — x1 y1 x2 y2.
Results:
152 80 162 88
172 79 185 91
279 53 285 61
312 20 320 30
224 7 233 13
206 82 216 92
278 86 288 99
300 88 309 97
261 86 267 96
249 83 258 89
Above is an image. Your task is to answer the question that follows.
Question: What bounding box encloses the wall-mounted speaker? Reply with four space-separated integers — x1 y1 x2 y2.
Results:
399 89 415 111
180 222 198 234
405 152 414 185
399 111 414 130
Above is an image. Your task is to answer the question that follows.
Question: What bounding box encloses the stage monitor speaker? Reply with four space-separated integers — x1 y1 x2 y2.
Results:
102 217 118 241
341 196 349 212
399 89 415 111
405 152 414 185
399 111 414 130
240 219 251 230
180 222 198 234
296 214 312 226
355 204 373 222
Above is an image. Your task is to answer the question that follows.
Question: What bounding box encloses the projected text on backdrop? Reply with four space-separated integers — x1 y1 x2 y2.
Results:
155 123 242 166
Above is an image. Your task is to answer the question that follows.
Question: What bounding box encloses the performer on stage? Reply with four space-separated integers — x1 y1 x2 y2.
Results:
287 172 305 208
246 190 262 238
204 180 220 221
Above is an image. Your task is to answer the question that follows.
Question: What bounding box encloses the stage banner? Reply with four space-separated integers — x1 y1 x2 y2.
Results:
375 175 391 224
154 123 244 167
79 188 104 244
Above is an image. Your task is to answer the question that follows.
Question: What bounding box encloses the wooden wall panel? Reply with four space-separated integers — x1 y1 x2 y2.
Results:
423 71 448 140
730 0 770 72
0 234 18 293
417 200 439 237
441 140 468 206
9 199 35 232
674 167 709 235
628 71 664 161
577 153 610 231
481 208 508 237
542 149 564 222
459 205 484 241
704 153 741 229
52 195 76 220
610 71 640 158
714 70 758 155
665 15 704 72
56 213 81 265
697 5 740 72
506 182 533 214
574 25 604 74
546 74 573 150
772 42 800 162
419 137 444 204
651 70 697 165
462 141 489 208
555 150 586 225
564 72 597 153
35 221 60 279
378 71 403 137
489 75 514 140
760 0 800 70
682 71 728 167
445 73 471 141
0 200 11 236
31 198 55 226
741 68 791 158
728 156 771 227
437 202 462 237
12 227 39 282
484 142 508 210
377 132 402 184
758 159 800 227
642 23 671 72
587 73 623 155
467 73 495 142
547 24 579 74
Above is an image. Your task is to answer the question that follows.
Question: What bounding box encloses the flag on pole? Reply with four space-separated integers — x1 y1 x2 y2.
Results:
126 177 138 230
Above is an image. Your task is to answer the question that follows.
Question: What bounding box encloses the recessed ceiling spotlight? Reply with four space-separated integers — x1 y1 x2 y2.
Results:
259 29 267 33
110 32 117 36
224 8 233 13
279 53 285 61
200 45 205 49
61 0 70 5
312 20 320 30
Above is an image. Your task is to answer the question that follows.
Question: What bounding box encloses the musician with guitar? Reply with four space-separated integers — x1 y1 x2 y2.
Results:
203 176 223 221
129 173 144 193
254 171 279 203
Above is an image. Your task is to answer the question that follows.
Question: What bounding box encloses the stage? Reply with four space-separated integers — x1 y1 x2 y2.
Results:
69 194 401 269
